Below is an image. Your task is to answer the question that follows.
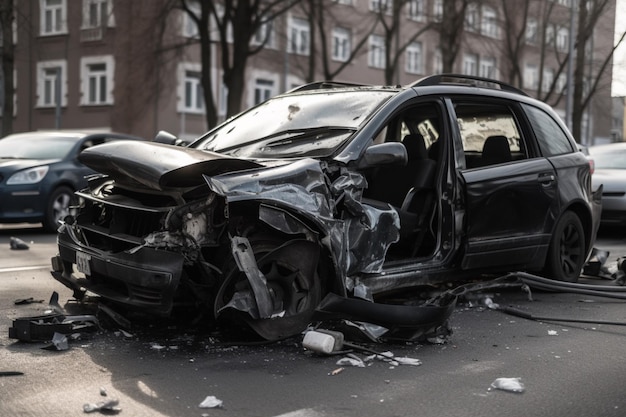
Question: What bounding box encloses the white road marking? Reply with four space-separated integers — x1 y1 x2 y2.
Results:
0 265 50 273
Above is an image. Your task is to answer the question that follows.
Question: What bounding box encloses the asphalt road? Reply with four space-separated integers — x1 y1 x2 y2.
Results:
1 223 626 417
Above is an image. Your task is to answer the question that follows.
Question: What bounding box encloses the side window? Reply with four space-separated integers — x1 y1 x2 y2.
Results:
453 101 526 169
522 104 574 156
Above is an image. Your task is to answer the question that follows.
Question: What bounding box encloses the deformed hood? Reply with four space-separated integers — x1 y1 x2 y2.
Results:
78 141 263 190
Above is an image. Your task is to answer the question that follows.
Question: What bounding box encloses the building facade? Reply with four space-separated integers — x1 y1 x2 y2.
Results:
5 0 617 143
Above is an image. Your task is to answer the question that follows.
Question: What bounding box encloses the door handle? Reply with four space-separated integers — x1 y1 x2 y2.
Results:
538 173 556 185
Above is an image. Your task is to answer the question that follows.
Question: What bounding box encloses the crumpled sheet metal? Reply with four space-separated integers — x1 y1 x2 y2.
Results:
206 159 400 277
314 292 456 342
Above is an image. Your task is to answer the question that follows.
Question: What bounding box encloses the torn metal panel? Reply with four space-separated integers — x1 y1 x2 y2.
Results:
228 236 274 319
206 158 334 217
208 161 400 277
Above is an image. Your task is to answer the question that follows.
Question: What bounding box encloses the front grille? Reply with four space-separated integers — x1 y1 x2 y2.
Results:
76 199 169 252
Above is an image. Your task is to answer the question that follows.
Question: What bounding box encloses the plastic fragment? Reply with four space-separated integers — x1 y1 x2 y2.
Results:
10 236 29 250
199 395 223 408
43 332 69 351
489 377 525 393
393 357 422 366
83 398 121 413
329 367 344 376
336 356 365 368
150 343 166 351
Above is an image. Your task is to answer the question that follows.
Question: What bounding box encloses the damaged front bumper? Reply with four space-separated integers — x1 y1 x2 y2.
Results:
51 230 184 315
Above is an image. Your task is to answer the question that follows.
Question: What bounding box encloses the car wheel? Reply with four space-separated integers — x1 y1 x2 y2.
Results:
43 186 75 232
544 211 585 282
215 236 322 341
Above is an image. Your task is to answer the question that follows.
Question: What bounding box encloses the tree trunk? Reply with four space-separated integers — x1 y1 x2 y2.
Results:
0 0 14 136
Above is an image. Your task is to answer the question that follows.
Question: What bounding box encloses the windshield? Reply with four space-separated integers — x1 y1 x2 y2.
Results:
193 90 394 158
0 135 78 160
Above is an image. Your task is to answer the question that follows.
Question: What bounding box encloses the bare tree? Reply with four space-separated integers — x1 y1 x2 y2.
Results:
307 0 379 82
0 0 14 136
570 0 613 142
436 0 470 73
499 0 531 88
375 0 432 84
181 0 297 127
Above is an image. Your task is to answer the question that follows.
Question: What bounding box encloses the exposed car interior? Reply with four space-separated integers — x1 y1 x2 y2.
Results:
362 105 442 259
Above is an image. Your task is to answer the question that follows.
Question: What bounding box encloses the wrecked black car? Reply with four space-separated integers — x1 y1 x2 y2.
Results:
51 74 601 341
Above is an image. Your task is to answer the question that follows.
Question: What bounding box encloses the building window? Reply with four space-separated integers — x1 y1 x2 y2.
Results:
177 63 204 113
80 56 114 105
370 0 391 13
368 34 386 69
288 17 310 56
545 24 555 45
407 0 426 21
219 83 228 117
465 3 479 32
182 1 199 38
481 6 498 38
82 0 114 28
40 0 67 35
433 0 443 22
253 21 275 48
405 42 423 74
37 60 67 108
543 68 555 91
463 53 478 76
254 79 274 105
433 48 442 74
332 27 351 62
556 27 569 51
557 73 566 93
524 63 539 90
526 18 538 44
479 57 496 79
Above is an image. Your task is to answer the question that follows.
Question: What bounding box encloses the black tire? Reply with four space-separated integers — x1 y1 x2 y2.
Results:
544 211 585 282
215 237 322 341
43 186 75 232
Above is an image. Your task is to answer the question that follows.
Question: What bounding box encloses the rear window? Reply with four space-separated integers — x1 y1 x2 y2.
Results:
523 104 574 156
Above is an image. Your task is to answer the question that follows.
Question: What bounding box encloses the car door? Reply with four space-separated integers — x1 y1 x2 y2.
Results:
453 98 560 271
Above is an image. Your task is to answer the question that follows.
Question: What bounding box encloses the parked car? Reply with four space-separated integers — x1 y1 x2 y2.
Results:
51 74 601 341
589 142 626 225
0 131 142 232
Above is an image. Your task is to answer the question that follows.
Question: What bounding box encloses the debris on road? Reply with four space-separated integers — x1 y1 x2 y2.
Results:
83 398 121 414
489 377 525 393
199 395 223 409
0 371 24 377
14 297 44 305
8 292 100 343
43 332 69 351
9 236 29 250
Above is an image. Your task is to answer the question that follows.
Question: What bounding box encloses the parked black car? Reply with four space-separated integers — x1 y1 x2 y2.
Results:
0 131 142 232
51 75 601 340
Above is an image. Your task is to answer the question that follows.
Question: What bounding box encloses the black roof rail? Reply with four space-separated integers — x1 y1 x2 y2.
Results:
410 74 529 96
286 80 369 93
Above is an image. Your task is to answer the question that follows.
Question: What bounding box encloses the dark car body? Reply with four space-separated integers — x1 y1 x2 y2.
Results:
0 131 143 231
51 75 601 340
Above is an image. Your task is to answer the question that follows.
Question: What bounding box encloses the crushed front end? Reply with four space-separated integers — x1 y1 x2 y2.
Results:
50 140 402 340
